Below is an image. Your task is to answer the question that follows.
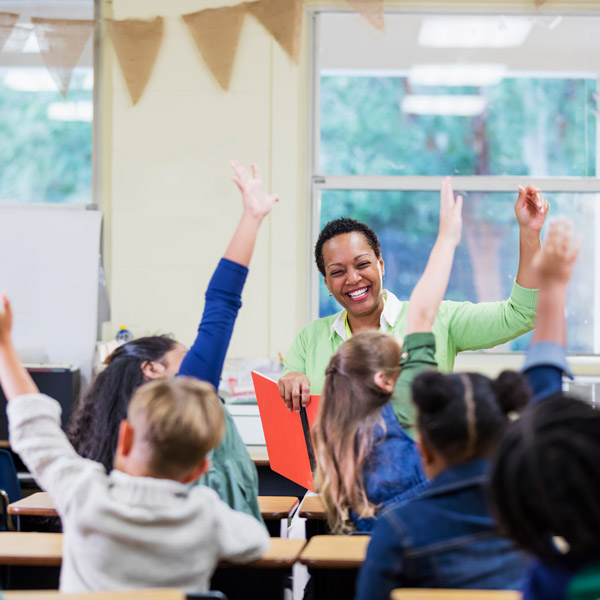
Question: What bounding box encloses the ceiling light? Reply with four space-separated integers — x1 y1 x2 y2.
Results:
408 64 507 87
401 95 487 116
418 17 532 48
47 101 93 122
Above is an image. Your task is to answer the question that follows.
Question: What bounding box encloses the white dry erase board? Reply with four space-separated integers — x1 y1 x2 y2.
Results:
0 207 102 386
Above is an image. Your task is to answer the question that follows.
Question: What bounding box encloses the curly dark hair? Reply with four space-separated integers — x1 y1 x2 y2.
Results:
314 218 381 276
490 393 600 564
67 335 177 472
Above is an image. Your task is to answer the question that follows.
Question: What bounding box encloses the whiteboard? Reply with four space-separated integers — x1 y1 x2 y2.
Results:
0 207 102 386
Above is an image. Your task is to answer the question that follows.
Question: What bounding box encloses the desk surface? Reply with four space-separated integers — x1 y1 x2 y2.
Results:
300 535 370 568
0 532 305 569
9 492 298 520
391 592 520 600
257 495 299 519
247 446 269 466
2 590 185 600
299 495 325 519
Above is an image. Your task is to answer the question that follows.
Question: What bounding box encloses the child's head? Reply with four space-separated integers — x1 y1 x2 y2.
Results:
113 376 225 483
314 331 402 532
412 370 530 479
491 394 600 563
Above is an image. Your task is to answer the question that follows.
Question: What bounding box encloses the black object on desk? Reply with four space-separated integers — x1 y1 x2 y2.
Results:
0 365 80 439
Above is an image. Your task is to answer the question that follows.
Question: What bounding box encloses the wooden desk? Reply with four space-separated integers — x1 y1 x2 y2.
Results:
8 493 56 517
0 532 62 566
391 592 520 600
247 446 269 467
300 535 370 600
2 590 185 600
9 493 299 536
246 538 305 568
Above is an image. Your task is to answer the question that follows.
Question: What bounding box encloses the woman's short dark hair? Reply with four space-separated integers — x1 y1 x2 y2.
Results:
67 335 177 472
314 218 381 276
412 370 530 464
490 394 600 564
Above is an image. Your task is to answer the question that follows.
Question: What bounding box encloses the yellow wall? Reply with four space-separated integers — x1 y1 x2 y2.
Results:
103 0 309 360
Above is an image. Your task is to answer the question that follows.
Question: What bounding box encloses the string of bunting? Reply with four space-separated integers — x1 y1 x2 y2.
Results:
0 0 549 104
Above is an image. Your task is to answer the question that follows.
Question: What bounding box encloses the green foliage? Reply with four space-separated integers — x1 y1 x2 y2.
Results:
0 70 92 204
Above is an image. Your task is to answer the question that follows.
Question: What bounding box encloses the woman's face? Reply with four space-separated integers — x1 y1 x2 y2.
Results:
160 342 188 377
321 231 385 320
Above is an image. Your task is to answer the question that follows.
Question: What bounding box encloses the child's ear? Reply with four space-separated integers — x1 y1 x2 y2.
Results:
182 458 211 484
115 420 134 465
141 360 166 380
373 370 395 393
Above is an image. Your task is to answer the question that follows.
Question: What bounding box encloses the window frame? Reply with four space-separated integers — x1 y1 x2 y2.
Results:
308 8 600 358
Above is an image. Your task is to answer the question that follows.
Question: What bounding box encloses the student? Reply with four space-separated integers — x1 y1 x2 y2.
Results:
67 161 277 520
279 186 548 432
355 219 577 598
0 299 269 592
313 177 461 532
490 221 592 600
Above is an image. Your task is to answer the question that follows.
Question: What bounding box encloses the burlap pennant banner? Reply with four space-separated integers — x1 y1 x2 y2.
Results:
535 0 549 6
31 18 96 97
0 12 21 52
247 0 303 65
346 0 385 31
183 5 246 91
105 17 164 106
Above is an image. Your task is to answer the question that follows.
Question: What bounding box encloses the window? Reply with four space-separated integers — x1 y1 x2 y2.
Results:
311 12 600 353
0 1 95 204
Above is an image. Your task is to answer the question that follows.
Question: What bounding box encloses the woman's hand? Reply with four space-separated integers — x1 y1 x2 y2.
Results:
437 177 462 248
231 160 279 220
277 371 311 412
515 185 549 234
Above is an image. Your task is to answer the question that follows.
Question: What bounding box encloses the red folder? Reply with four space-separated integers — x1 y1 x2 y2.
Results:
252 371 320 491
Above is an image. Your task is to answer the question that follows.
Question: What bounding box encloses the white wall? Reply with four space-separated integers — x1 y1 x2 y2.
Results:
103 0 309 361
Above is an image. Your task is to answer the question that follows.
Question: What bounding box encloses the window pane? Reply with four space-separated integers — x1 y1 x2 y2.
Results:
319 190 597 353
318 14 600 177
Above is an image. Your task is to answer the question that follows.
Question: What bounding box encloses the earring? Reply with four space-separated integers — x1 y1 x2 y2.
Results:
329 292 332 297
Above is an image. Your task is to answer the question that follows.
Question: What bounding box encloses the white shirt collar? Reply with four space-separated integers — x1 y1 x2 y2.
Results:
329 290 403 341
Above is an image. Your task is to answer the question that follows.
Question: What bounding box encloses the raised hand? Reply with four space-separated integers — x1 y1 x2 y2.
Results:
515 185 549 233
534 218 580 286
0 294 13 344
230 160 279 220
437 176 463 247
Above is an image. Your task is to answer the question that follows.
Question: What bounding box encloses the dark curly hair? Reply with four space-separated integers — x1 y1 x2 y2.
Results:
413 370 530 464
314 218 381 276
67 335 177 472
490 393 600 564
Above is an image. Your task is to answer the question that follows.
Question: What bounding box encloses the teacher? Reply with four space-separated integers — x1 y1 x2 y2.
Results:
278 183 548 430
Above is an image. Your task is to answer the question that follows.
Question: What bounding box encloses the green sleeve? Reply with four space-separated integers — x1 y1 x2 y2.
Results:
447 282 537 353
282 328 307 376
392 332 437 438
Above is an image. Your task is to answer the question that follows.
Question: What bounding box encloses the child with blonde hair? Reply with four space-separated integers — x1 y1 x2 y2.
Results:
0 302 268 592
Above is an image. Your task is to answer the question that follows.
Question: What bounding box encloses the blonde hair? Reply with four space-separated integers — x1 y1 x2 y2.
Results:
127 377 225 479
313 332 402 533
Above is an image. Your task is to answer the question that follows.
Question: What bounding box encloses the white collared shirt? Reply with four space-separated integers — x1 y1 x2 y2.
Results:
329 289 403 341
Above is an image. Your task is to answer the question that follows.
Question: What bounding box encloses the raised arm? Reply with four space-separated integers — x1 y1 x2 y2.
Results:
178 160 278 387
0 295 38 400
224 160 279 267
515 185 548 289
406 177 462 334
523 218 579 402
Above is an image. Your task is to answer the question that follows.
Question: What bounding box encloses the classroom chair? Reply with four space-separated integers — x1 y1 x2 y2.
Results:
0 449 22 531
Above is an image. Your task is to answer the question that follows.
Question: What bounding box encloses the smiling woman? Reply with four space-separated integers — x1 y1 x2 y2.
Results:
278 181 546 431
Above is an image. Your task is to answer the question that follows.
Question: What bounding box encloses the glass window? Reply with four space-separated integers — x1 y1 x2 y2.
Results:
0 2 95 204
312 12 600 353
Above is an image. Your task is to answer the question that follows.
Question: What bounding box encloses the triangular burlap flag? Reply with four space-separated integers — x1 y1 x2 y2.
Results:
346 0 385 32
105 17 164 106
247 0 303 65
182 5 246 91
0 12 21 52
31 18 96 98
535 0 548 6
